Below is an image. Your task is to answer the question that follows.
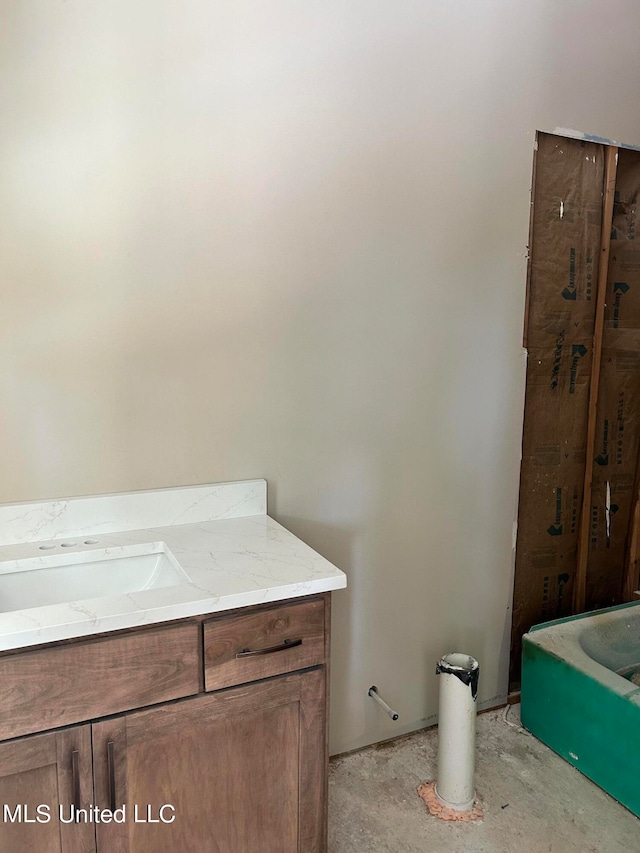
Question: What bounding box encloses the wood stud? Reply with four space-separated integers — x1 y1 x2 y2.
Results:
573 145 619 613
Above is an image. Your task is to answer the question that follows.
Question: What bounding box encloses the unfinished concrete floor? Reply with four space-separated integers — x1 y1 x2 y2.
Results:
329 705 640 852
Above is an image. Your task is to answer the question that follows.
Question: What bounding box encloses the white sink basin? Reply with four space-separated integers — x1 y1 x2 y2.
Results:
0 544 189 613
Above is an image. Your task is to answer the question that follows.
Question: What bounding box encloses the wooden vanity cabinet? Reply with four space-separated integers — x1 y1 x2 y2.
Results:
92 669 326 853
0 623 201 743
0 594 330 853
0 725 95 853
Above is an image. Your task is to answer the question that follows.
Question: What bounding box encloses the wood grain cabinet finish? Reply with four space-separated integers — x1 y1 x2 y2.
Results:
0 725 95 853
92 670 326 853
0 623 200 741
204 598 325 691
0 594 330 853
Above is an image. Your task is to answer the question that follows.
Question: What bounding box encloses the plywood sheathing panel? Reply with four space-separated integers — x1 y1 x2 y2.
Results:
510 133 605 683
586 149 640 608
525 134 604 349
606 149 640 332
584 337 640 606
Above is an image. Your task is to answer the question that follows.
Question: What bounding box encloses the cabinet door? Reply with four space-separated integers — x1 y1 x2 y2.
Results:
0 725 95 853
92 669 326 853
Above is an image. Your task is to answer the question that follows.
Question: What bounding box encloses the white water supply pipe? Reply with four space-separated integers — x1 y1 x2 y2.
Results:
434 653 479 811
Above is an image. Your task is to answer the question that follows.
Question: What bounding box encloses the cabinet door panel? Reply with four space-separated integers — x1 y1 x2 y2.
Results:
0 726 95 853
93 670 326 853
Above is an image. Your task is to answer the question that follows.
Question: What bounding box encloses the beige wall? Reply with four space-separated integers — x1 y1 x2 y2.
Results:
3 0 640 753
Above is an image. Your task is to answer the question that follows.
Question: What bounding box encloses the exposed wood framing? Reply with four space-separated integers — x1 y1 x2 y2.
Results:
573 145 619 613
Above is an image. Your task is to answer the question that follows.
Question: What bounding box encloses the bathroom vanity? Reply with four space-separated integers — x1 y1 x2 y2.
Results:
0 480 346 852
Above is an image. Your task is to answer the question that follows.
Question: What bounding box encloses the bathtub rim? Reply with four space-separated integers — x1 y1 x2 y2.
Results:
522 600 640 705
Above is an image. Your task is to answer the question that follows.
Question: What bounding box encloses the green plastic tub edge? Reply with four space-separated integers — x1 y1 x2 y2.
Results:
522 636 640 816
528 599 640 632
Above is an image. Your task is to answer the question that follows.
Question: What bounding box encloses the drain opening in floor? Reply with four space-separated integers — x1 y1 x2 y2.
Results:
618 663 640 686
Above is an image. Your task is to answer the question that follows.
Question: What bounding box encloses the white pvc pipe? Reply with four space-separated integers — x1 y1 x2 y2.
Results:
434 653 479 811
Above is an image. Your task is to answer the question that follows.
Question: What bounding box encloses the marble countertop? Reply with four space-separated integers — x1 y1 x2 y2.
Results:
0 480 346 651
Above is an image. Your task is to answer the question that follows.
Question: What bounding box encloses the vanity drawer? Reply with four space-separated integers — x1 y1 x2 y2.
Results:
0 623 200 741
204 598 325 691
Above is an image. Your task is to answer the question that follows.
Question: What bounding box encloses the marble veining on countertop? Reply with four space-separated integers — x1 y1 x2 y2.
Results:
0 480 346 651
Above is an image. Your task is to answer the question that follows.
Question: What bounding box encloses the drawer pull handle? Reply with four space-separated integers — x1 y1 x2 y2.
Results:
236 638 303 658
107 741 117 812
71 750 81 814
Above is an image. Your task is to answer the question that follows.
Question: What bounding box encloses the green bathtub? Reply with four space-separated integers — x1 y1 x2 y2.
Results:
521 600 640 817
